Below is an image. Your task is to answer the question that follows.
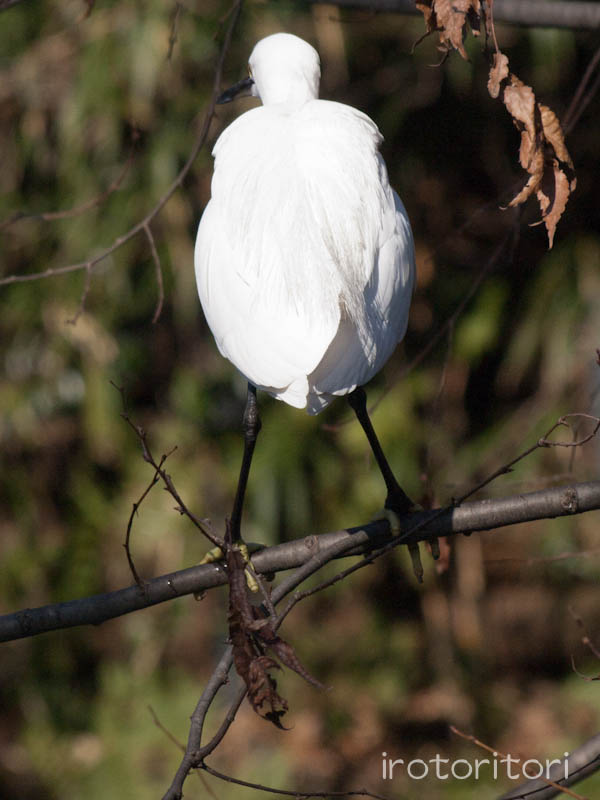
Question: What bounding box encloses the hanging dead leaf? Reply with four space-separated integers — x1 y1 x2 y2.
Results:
487 51 509 99
416 0 481 59
225 532 324 726
540 103 574 167
415 0 575 248
536 158 575 249
502 74 576 247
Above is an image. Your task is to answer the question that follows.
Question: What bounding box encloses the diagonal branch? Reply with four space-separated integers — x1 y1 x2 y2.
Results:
0 0 242 288
2 479 600 644
496 732 600 799
0 139 137 232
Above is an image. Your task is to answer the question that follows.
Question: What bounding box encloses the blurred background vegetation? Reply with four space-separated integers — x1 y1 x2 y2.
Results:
1 1 600 797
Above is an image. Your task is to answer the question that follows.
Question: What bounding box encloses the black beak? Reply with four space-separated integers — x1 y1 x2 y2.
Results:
217 76 255 105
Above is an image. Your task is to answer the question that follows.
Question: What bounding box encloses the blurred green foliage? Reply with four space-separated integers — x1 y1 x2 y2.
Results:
1 1 600 798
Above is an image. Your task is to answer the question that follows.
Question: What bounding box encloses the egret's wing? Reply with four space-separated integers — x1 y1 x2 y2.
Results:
196 100 414 411
307 190 415 411
195 200 338 400
207 102 389 325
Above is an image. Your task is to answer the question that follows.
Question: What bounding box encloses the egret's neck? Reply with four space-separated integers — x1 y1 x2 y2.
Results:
257 73 319 107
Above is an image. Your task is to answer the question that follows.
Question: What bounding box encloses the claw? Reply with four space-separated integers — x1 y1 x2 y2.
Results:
198 541 265 593
407 542 424 583
198 545 224 565
374 506 424 583
374 506 402 536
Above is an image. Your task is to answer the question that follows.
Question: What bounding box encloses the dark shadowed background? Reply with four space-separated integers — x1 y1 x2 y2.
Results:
1 1 600 797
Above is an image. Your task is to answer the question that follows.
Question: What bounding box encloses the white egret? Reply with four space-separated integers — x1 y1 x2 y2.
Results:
195 33 417 556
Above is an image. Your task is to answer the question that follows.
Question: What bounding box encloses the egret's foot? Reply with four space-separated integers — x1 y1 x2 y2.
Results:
198 541 266 593
374 505 424 584
198 545 225 565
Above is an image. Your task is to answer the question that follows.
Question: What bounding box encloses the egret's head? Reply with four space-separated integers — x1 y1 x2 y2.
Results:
217 33 321 107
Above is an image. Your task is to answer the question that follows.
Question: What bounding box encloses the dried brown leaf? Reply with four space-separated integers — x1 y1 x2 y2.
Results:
262 627 326 690
502 74 576 247
487 51 509 99
416 0 481 59
536 159 575 249
508 149 544 207
415 0 435 30
540 103 574 168
248 656 288 727
503 75 537 163
225 533 323 726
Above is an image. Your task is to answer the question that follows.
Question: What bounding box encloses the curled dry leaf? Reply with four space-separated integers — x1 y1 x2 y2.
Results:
487 51 509 99
226 538 324 726
502 75 576 248
416 0 481 59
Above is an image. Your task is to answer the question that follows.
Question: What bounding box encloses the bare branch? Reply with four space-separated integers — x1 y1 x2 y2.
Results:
368 221 519 417
0 0 30 11
66 263 93 325
124 455 164 588
143 222 165 323
569 605 600 667
497 732 600 800
167 2 182 61
2 479 600 643
0 141 136 232
305 0 600 30
162 647 238 800
0 4 237 288
451 726 588 800
563 45 600 134
120 411 223 550
201 763 392 800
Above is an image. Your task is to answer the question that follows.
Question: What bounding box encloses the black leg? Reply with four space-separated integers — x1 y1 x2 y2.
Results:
347 386 414 515
230 383 261 543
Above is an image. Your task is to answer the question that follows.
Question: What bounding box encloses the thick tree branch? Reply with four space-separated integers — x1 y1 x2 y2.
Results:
2 480 599 644
0 0 28 10
306 0 600 30
498 732 600 800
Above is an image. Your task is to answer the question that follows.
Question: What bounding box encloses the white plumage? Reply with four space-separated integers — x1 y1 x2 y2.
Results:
195 32 415 414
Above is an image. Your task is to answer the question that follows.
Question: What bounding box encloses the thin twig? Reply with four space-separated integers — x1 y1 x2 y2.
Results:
149 705 186 752
167 2 182 61
562 44 600 134
569 606 600 663
200 763 391 800
124 460 163 587
66 263 93 324
0 10 231 289
162 647 237 800
0 140 137 232
143 222 165 323
370 221 519 417
451 726 588 800
121 411 223 550
539 414 600 448
157 410 599 799
278 415 600 627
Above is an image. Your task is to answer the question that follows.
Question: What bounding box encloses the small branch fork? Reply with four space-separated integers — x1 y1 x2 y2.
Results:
159 410 600 800
2 2 599 794
2 412 599 799
120 408 222 553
